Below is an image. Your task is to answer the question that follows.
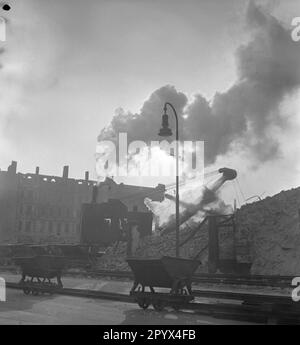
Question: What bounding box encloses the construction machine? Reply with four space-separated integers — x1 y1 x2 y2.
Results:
156 167 237 233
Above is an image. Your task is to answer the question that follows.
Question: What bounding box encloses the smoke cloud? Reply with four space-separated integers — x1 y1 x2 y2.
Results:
98 2 300 167
99 85 188 144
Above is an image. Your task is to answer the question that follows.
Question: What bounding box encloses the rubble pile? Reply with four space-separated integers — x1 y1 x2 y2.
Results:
97 221 212 272
97 187 300 275
136 224 209 261
96 241 130 271
236 187 300 275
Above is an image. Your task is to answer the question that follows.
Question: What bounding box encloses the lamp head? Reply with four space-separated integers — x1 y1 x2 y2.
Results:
158 108 173 137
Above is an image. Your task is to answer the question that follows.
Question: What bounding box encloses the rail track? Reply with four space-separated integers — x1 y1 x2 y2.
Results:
6 281 132 303
6 281 300 324
67 269 294 288
192 273 294 288
1 265 295 287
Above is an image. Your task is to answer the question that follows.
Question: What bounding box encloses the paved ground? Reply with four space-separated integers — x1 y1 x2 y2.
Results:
0 271 256 325
1 289 257 325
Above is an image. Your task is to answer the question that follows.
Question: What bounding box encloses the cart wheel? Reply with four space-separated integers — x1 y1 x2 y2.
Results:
180 288 188 296
23 287 30 295
32 289 39 296
172 304 180 311
137 299 150 310
152 301 164 312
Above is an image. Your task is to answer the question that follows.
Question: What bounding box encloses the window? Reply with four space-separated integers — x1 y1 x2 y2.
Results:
64 207 69 218
40 221 45 233
104 218 112 230
39 205 45 217
18 221 23 232
26 190 34 201
48 221 53 234
57 223 61 236
25 221 31 233
66 208 71 218
26 205 32 216
104 218 111 225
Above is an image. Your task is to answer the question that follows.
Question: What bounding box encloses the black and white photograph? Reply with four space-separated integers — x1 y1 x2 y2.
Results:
0 0 300 330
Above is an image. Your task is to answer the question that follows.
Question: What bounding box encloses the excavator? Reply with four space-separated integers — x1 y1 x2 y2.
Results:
145 167 237 234
143 167 251 274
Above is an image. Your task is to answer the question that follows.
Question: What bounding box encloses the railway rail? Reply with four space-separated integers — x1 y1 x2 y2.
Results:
71 269 295 288
5 281 300 324
1 265 295 288
6 281 132 303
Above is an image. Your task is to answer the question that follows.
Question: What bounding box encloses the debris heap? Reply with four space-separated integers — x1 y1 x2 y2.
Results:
97 221 212 272
96 241 130 271
236 187 300 275
97 186 300 276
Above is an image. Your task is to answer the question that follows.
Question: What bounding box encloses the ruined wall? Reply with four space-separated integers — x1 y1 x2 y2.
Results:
0 162 96 245
16 172 95 244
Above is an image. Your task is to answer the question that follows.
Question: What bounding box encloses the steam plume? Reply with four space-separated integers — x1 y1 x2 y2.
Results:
98 3 300 166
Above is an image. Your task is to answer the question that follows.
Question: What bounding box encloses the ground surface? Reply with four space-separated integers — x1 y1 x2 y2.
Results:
0 271 258 325
1 288 258 325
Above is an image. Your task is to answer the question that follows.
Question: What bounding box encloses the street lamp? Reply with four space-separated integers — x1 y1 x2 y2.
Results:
158 102 180 258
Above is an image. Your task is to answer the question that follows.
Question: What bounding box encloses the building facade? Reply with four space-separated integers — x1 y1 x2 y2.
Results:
0 162 166 244
0 161 96 244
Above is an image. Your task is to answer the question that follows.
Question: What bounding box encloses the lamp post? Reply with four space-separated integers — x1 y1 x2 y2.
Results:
158 102 180 258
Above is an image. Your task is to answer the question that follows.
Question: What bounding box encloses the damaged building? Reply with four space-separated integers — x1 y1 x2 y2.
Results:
0 161 96 244
0 161 165 245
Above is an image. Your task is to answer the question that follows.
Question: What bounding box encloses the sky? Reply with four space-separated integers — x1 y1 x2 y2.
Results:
0 0 299 206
